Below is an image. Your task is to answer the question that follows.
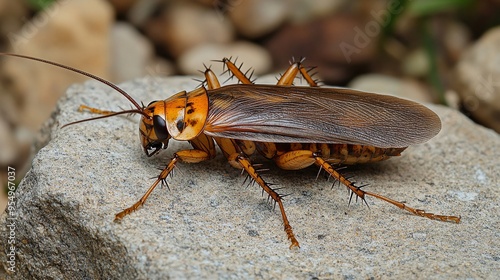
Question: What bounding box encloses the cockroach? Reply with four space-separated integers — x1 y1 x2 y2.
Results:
0 53 460 248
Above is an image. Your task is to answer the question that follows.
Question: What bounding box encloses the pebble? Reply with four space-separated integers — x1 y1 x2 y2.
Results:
453 26 500 132
126 0 161 27
0 118 16 164
3 0 113 131
177 41 272 77
442 20 472 63
265 15 378 84
402 48 429 78
144 57 175 79
146 2 234 57
228 0 288 38
110 22 153 82
348 74 433 103
0 0 28 41
287 0 347 23
107 0 138 15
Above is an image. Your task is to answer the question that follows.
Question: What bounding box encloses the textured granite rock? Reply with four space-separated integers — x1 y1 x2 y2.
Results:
0 77 498 279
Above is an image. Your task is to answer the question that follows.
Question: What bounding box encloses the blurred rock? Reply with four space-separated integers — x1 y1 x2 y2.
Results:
108 0 138 15
144 57 175 79
288 0 347 23
127 0 162 27
442 20 471 63
348 74 433 103
445 89 461 111
195 0 218 7
402 48 429 78
265 15 378 84
110 22 154 82
228 0 288 38
0 118 16 164
3 0 113 132
0 0 28 47
178 41 271 77
146 2 234 57
453 27 500 132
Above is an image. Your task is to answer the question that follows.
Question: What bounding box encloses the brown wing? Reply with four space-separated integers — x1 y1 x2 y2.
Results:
204 84 441 148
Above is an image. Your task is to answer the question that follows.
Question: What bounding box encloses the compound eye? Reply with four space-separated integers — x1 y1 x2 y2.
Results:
153 115 169 140
176 119 184 132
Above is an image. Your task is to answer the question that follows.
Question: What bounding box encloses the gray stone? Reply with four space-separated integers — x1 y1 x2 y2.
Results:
1 77 498 279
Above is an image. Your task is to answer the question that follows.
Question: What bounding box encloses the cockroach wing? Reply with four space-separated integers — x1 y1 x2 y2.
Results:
204 84 441 148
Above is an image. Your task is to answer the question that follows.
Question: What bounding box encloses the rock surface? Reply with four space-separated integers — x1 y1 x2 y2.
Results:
0 77 498 279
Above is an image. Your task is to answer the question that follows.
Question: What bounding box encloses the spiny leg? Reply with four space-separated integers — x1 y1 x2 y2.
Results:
208 57 319 88
314 156 461 223
277 57 319 87
229 153 300 249
203 65 222 89
115 148 211 220
219 57 254 84
203 65 298 244
115 156 178 220
200 57 253 87
205 57 255 85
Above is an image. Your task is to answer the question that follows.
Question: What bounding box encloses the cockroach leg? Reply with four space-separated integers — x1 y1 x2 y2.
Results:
202 65 221 89
115 155 179 220
277 59 318 87
216 56 319 88
216 138 300 247
218 58 253 85
298 65 319 87
230 153 300 249
115 148 212 220
314 156 461 223
362 192 462 223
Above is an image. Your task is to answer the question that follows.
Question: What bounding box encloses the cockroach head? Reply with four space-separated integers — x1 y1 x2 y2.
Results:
0 53 175 157
140 100 171 157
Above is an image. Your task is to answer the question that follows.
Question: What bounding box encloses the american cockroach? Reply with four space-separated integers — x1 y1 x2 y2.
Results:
1 53 460 248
